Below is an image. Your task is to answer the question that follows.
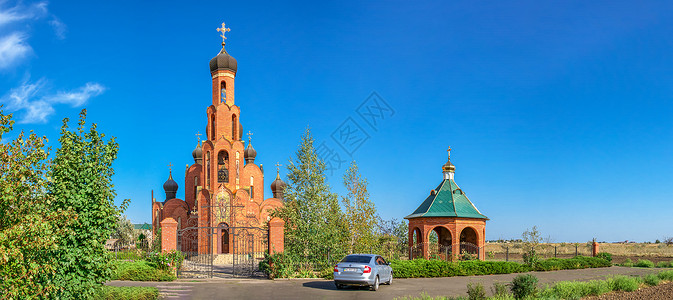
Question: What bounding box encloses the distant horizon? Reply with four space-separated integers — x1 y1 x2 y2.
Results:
2 0 671 243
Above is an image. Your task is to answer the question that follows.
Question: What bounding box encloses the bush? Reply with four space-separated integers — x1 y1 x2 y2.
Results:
94 286 159 300
534 256 611 271
656 261 671 268
510 274 538 299
491 283 509 297
607 275 641 292
644 274 660 286
112 261 176 281
622 258 633 267
540 280 611 299
658 270 673 281
389 259 529 278
595 252 612 262
145 250 184 271
466 282 486 300
634 259 655 268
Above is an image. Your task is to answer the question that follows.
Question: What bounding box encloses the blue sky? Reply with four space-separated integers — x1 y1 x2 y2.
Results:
2 1 672 242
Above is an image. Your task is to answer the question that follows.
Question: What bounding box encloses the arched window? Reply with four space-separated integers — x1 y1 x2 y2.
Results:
206 151 211 189
217 151 229 183
249 176 254 200
210 115 216 140
193 176 198 201
231 114 238 140
220 81 226 102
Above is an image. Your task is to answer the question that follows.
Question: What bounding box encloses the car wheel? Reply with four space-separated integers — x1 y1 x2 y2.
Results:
387 273 393 285
335 283 344 289
370 276 379 291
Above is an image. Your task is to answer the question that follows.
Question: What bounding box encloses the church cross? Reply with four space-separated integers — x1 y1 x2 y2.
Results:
447 146 452 159
195 131 202 142
275 162 282 173
168 162 173 172
216 22 231 44
247 131 253 143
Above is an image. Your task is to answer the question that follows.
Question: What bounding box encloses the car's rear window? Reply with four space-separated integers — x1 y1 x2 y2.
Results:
340 255 372 263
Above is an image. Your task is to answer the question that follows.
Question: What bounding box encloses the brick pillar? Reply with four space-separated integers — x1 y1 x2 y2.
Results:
268 218 285 253
160 217 178 253
479 227 486 260
592 241 599 257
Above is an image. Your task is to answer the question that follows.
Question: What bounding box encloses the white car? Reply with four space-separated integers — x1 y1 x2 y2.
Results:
333 254 393 291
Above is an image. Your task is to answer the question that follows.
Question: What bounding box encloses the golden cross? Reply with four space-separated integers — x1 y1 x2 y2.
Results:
195 131 202 142
247 131 253 143
447 146 452 159
275 162 282 173
168 162 173 172
216 22 231 44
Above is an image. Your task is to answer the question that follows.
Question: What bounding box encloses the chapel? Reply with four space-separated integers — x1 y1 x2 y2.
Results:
405 148 488 260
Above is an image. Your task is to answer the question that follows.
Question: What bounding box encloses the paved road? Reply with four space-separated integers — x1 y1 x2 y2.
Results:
108 266 664 300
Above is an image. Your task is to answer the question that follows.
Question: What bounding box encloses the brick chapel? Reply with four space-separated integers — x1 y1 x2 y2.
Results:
405 148 488 260
151 23 285 255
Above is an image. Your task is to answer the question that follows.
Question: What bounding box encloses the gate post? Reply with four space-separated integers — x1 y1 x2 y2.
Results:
268 218 285 254
160 217 178 253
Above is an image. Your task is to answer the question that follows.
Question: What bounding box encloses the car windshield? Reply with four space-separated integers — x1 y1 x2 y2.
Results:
340 255 372 263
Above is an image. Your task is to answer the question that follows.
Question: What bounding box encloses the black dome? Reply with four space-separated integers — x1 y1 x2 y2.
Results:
271 172 286 199
192 141 202 164
163 172 178 200
209 45 237 74
244 142 257 163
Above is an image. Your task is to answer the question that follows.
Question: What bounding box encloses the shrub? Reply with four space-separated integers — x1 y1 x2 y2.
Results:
94 286 158 300
595 252 612 262
622 258 633 267
657 270 673 281
491 283 509 297
534 256 611 271
644 274 660 286
510 274 538 299
656 261 671 268
541 280 610 299
145 250 184 271
112 261 176 281
607 275 641 292
466 282 486 300
634 259 655 268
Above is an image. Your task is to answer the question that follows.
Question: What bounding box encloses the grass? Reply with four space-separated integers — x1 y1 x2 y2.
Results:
396 270 673 300
94 286 159 300
112 260 176 281
485 242 673 258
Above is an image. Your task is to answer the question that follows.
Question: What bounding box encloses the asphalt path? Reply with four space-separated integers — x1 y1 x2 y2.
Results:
107 266 665 300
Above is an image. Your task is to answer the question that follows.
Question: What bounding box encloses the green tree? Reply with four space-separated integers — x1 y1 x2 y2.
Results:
272 128 347 265
521 226 542 267
342 161 377 254
112 215 137 246
48 110 126 299
0 109 72 298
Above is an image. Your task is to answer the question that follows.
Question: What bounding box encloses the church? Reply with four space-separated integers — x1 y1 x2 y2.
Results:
151 23 285 259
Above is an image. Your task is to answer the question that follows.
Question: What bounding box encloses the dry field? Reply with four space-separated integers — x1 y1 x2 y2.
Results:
484 242 673 264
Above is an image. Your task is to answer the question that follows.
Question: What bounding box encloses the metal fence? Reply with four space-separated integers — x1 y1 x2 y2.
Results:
483 243 593 262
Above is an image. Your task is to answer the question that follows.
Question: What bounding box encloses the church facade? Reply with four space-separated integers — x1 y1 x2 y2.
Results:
151 24 285 257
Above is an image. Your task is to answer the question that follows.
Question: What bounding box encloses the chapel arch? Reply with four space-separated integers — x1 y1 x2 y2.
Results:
430 226 452 258
218 222 230 254
460 226 479 255
217 150 229 183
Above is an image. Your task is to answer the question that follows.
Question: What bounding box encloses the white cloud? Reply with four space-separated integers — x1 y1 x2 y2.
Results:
1 79 106 123
0 1 48 27
49 16 66 39
0 32 32 69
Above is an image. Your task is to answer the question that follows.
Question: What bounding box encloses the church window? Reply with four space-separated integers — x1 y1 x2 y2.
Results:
231 114 238 140
193 176 198 201
217 151 229 183
220 81 226 102
250 176 254 200
210 115 216 141
206 151 211 189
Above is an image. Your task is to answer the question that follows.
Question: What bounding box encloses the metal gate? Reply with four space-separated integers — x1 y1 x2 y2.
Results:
176 189 268 278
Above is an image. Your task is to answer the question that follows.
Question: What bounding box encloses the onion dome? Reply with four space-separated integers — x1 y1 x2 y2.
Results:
192 140 203 164
163 170 178 200
270 170 286 200
244 136 257 164
209 44 237 74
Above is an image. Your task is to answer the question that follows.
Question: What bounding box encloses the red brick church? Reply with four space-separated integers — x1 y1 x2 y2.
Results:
151 23 285 257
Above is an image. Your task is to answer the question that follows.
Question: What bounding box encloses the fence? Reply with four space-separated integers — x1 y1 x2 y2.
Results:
484 243 593 262
107 239 151 261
